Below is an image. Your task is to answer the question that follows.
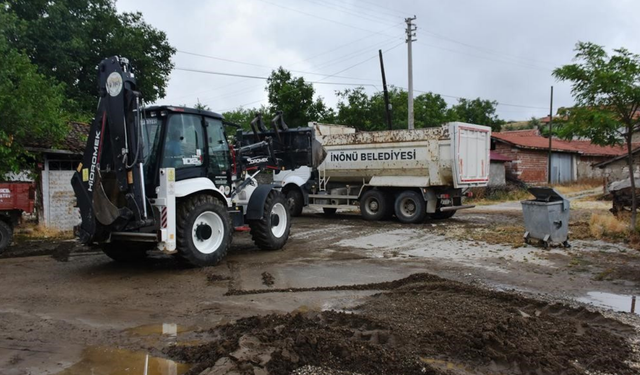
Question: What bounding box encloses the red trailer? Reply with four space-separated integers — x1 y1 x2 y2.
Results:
0 182 35 252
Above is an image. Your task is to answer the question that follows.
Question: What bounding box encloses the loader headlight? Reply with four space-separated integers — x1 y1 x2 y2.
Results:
106 72 123 97
224 186 230 195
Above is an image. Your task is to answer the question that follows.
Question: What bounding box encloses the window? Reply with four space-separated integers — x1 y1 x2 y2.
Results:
162 114 205 169
205 118 230 176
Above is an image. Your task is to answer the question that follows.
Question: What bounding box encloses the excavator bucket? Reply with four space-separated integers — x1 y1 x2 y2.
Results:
92 170 121 226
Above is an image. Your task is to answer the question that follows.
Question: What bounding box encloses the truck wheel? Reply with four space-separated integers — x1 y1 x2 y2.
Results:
177 195 232 267
285 189 304 217
323 207 337 215
431 210 455 220
360 190 388 221
249 191 291 250
394 191 427 224
101 242 149 262
0 220 13 253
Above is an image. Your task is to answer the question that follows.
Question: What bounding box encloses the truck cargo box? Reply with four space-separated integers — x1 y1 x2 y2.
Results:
316 122 491 188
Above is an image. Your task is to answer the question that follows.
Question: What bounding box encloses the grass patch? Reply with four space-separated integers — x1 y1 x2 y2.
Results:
14 223 74 241
553 178 602 195
589 214 630 240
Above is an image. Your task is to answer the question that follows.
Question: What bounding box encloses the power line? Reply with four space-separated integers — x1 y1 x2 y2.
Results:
176 50 377 82
174 67 379 87
420 30 560 68
256 0 397 36
416 39 553 72
295 0 400 27
316 41 405 82
352 0 407 17
311 36 402 70
288 22 405 67
412 88 548 110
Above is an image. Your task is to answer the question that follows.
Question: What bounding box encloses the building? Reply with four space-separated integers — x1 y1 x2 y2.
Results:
24 122 88 231
492 129 632 184
595 146 640 190
489 151 511 186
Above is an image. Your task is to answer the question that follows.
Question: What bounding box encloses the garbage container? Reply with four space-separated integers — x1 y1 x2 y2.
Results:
521 187 570 248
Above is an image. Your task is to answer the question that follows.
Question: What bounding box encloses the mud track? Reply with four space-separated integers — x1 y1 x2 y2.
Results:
169 273 635 375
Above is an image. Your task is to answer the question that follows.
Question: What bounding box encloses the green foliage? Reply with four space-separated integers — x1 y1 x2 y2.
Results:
0 12 68 178
266 67 334 127
414 92 458 128
553 42 640 145
553 41 640 228
528 116 542 129
194 100 211 111
5 0 175 117
450 98 505 132
222 107 261 131
335 87 478 131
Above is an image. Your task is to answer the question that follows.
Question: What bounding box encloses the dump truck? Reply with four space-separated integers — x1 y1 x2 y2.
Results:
0 182 35 252
274 122 491 223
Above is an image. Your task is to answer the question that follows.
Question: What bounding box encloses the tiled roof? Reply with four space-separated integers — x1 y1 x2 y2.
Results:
492 129 636 156
26 122 89 154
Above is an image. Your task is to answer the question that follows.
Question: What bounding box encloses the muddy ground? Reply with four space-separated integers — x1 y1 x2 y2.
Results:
1 203 640 375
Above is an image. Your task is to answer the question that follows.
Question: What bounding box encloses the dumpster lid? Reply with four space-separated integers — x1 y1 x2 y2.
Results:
526 187 569 210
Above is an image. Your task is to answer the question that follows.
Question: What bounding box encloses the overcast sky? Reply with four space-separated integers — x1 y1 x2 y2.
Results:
116 0 639 122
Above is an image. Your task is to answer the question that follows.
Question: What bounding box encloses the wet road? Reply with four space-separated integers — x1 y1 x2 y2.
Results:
1 208 639 374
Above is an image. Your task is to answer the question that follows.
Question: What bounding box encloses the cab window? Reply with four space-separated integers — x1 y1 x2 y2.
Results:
163 114 204 169
205 117 230 175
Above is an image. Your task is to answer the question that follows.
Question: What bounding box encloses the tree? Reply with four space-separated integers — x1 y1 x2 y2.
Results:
222 107 264 131
5 0 175 116
0 9 68 178
451 98 505 132
335 87 373 130
553 41 640 229
335 87 454 130
414 92 457 128
266 68 334 127
194 99 211 111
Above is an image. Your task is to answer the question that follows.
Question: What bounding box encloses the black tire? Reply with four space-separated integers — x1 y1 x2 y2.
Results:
101 241 149 262
285 188 304 217
323 207 337 215
249 191 291 251
360 190 388 221
0 220 13 253
431 210 456 220
394 190 427 224
176 194 232 267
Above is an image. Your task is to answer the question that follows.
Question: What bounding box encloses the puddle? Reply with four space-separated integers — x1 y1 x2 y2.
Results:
55 346 191 375
126 323 190 337
577 291 639 315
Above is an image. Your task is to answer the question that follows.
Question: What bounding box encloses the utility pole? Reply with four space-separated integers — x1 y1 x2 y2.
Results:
548 86 554 184
405 16 417 129
379 49 392 130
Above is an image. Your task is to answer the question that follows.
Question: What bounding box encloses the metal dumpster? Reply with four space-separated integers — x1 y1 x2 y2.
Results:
521 187 570 248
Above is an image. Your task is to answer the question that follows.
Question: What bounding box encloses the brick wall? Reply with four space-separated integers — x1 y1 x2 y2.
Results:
494 143 549 183
46 170 80 231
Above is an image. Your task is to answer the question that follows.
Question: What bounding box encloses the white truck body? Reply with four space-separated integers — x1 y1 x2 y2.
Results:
275 122 491 221
317 122 490 188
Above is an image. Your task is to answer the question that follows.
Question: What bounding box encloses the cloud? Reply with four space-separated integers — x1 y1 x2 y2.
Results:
116 0 640 121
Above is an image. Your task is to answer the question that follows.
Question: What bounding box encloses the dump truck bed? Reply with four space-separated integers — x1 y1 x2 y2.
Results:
316 122 491 188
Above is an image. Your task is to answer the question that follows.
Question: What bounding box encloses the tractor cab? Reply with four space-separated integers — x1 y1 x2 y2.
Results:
141 106 233 195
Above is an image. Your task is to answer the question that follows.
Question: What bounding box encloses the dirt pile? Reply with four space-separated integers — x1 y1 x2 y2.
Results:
168 274 635 375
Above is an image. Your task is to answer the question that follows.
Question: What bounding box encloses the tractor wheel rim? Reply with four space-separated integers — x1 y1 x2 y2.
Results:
192 211 224 254
399 197 417 217
270 203 287 238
